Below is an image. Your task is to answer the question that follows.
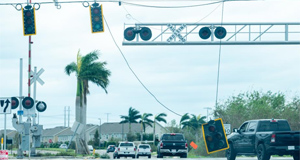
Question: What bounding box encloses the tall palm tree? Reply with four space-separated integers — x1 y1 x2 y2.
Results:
153 113 167 142
139 113 153 142
180 113 190 129
65 50 111 154
189 114 206 142
120 107 141 134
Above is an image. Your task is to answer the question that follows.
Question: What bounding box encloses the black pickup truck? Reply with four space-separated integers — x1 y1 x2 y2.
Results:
156 133 188 158
226 119 300 160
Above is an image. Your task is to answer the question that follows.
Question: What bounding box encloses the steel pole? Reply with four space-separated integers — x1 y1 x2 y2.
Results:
4 113 6 150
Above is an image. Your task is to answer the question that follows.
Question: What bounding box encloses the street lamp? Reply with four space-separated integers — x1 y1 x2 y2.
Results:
98 118 101 148
204 107 212 122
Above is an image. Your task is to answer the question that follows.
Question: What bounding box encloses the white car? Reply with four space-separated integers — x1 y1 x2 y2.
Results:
136 144 151 158
88 145 94 151
117 142 136 158
59 144 68 149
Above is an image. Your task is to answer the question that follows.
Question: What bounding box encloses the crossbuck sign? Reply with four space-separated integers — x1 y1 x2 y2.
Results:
167 24 186 42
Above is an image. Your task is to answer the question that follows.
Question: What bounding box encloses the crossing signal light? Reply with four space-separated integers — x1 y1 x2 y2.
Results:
22 5 36 36
11 97 19 110
214 27 226 39
36 101 47 112
22 97 34 109
199 27 211 40
140 27 152 41
202 118 229 154
124 27 136 41
90 3 104 33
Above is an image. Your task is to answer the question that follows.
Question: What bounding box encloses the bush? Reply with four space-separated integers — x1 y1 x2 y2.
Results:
56 151 76 156
100 153 110 159
94 153 100 158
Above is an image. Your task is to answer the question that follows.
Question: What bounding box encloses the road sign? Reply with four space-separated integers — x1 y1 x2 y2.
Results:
167 24 186 42
0 99 11 114
223 124 231 135
71 121 84 134
30 68 44 86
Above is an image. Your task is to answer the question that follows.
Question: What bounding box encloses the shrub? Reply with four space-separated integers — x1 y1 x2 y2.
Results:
100 153 110 159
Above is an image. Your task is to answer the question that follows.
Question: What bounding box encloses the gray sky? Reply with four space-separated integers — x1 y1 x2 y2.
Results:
0 0 299 130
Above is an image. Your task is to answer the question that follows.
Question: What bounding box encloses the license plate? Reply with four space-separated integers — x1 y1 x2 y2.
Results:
172 149 176 152
288 146 295 150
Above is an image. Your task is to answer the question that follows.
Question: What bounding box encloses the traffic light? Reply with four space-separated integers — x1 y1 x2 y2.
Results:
22 97 34 109
90 3 104 33
22 5 36 36
202 118 229 154
11 97 19 109
140 27 152 41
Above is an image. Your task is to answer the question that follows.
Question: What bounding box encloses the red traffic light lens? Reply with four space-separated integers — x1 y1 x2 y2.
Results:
127 30 133 36
93 8 100 14
209 125 215 132
25 100 32 106
25 11 32 17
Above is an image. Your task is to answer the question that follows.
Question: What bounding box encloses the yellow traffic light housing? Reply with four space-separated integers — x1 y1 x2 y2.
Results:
90 3 104 33
22 5 36 36
202 118 229 154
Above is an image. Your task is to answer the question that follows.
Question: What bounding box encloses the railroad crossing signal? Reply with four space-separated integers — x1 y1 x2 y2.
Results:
11 97 19 109
90 3 104 33
22 5 36 36
202 118 229 154
22 97 34 109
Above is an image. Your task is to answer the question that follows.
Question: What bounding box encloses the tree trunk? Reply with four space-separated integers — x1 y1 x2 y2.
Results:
153 120 156 142
75 96 88 155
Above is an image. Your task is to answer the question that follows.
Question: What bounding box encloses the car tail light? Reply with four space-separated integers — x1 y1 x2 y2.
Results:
150 149 152 152
170 133 176 136
118 148 120 151
138 149 139 152
134 147 136 151
271 134 276 143
160 142 163 148
185 143 188 149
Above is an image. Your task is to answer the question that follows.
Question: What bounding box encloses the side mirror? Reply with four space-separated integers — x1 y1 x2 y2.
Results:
233 128 239 133
155 138 160 142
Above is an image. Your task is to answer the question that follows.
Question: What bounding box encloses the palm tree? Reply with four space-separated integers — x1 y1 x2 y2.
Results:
120 107 141 134
65 50 111 154
189 114 206 142
139 113 153 142
153 113 167 142
180 113 190 129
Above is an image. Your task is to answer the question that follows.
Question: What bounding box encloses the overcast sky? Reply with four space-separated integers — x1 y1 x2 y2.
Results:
0 0 299 130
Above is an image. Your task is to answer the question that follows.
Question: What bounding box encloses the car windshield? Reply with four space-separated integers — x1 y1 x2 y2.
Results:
139 145 150 149
120 143 134 147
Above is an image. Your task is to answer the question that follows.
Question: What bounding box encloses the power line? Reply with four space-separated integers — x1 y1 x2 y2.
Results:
215 1 225 108
103 15 182 117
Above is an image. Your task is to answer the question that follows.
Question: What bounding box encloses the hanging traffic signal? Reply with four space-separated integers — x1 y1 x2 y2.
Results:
202 118 229 154
22 5 36 36
11 97 19 109
90 3 104 33
22 97 34 109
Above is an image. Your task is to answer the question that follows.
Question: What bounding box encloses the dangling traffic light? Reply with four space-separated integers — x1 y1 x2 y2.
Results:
22 97 34 109
202 118 229 154
90 3 104 33
22 5 36 36
11 97 19 109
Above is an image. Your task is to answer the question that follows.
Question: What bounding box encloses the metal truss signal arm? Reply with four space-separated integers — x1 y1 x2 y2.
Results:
183 25 200 39
226 25 246 41
253 25 273 41
152 27 169 42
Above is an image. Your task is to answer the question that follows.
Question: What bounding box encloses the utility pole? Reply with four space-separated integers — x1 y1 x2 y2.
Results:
98 118 101 147
204 107 212 122
64 106 66 127
105 113 111 123
68 106 70 127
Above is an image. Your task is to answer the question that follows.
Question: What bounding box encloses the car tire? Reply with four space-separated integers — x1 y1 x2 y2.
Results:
257 144 270 160
117 156 120 159
148 155 151 159
226 143 237 160
157 152 162 158
293 153 300 160
180 153 187 158
137 155 139 159
133 155 136 159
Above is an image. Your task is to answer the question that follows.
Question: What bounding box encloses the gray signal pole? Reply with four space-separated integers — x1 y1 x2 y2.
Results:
204 107 212 122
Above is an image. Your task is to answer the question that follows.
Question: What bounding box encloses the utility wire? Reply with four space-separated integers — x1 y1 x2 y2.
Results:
215 1 225 108
103 16 182 117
